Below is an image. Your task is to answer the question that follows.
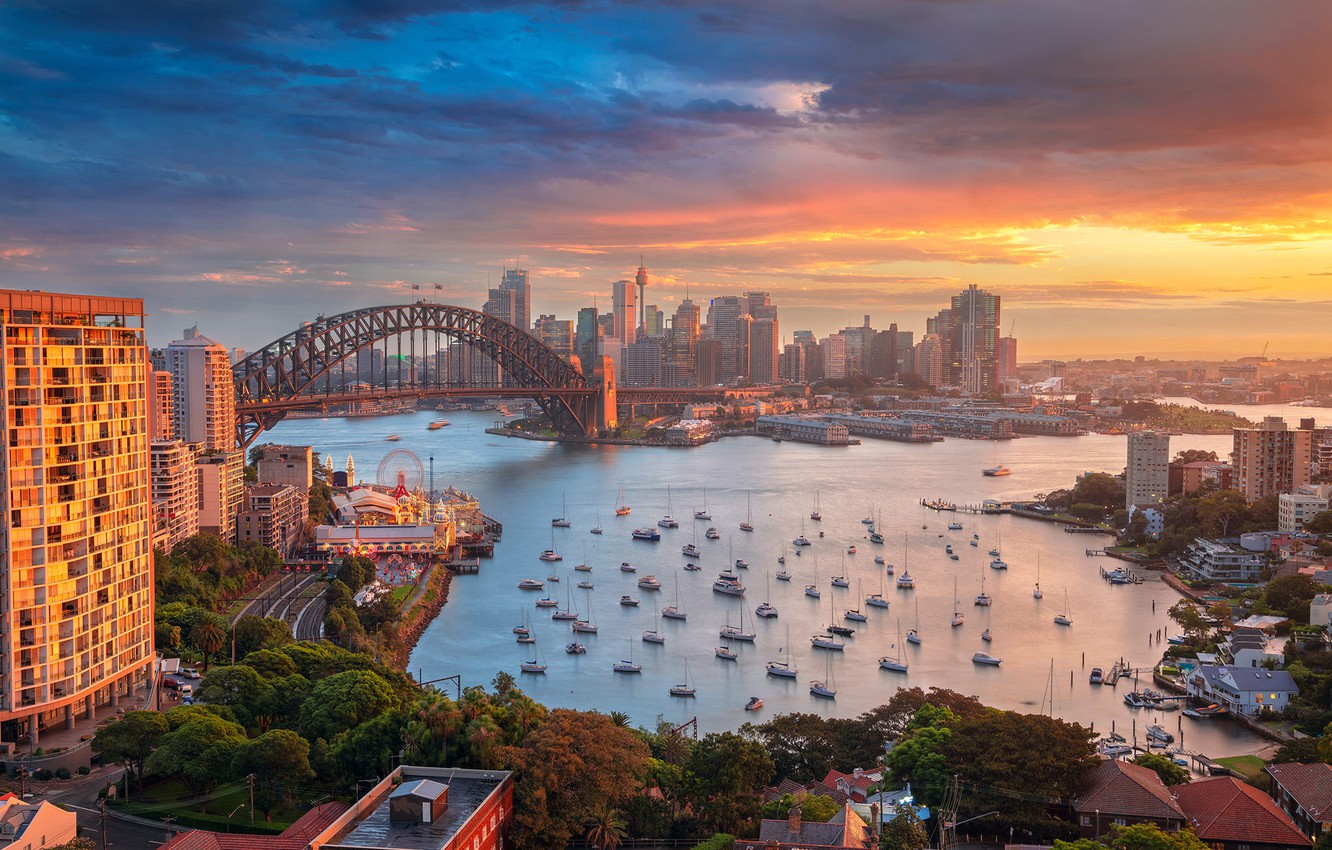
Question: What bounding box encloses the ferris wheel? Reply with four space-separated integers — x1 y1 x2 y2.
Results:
377 449 424 493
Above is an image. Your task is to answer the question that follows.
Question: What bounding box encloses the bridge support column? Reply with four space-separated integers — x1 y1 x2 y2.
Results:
593 356 618 434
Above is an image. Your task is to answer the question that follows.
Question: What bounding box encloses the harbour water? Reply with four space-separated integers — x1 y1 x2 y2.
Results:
269 410 1269 755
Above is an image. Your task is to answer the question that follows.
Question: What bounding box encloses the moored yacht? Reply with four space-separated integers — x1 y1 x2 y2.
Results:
971 651 1002 666
632 527 661 541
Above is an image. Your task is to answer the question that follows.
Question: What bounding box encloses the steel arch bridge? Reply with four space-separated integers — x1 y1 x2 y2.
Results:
232 302 601 448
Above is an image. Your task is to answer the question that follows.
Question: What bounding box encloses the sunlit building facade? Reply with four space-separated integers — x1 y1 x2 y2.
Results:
0 290 155 746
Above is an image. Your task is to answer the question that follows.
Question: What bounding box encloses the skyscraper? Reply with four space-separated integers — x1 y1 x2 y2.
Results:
916 333 945 387
612 279 637 347
946 285 1001 393
1126 431 1171 510
997 336 1019 383
499 268 530 332
749 317 780 384
707 296 745 381
668 299 701 381
1 290 155 745
575 307 602 376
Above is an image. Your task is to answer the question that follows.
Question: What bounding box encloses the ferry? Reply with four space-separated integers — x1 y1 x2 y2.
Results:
385 434 402 442
427 419 449 430
983 466 1011 477
631 528 661 541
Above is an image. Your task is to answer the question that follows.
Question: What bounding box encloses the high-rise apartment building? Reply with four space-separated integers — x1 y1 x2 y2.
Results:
734 314 754 381
780 343 807 383
668 299 701 381
623 340 663 387
1 290 155 745
821 333 848 380
1233 417 1313 501
946 285 1001 393
869 326 898 379
694 339 722 386
575 307 602 376
1126 431 1171 509
915 333 945 387
165 327 236 453
148 369 173 441
236 484 305 557
499 268 530 332
150 440 201 553
534 315 575 360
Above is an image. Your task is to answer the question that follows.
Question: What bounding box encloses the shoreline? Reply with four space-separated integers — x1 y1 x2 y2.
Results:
393 563 453 670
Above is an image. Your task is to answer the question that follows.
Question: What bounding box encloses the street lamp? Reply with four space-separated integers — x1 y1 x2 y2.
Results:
1095 809 1100 839
227 804 246 833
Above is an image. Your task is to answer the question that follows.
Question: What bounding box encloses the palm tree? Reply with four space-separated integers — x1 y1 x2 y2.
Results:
417 691 462 762
584 808 627 850
191 620 224 671
465 715 501 769
607 710 631 728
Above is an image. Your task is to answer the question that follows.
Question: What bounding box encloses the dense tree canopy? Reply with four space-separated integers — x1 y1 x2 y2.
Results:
95 711 169 787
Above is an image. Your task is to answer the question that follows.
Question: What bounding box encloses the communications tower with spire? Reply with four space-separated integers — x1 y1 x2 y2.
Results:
636 257 648 336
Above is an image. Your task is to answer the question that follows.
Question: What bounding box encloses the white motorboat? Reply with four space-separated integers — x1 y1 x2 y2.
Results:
539 550 562 562
565 642 586 654
619 595 639 607
620 562 638 573
518 578 545 590
745 696 763 711
683 562 702 572
712 571 746 597
971 651 1002 666
637 575 661 590
810 632 845 651
706 527 720 540
682 543 700 558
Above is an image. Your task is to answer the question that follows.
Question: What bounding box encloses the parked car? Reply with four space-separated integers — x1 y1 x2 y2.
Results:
179 684 193 697
182 669 202 680
162 678 180 691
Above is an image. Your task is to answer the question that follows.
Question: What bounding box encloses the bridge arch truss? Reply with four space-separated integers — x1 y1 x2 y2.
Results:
233 302 594 447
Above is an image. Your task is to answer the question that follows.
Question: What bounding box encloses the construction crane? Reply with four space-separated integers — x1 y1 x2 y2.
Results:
1261 341 1269 359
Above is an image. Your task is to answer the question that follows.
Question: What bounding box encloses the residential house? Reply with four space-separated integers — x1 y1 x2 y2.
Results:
1173 777 1310 850
1185 665 1299 717
161 802 348 850
1266 763 1332 840
0 795 78 850
1222 627 1286 668
1311 594 1332 629
1072 759 1186 839
748 803 875 850
1177 538 1267 583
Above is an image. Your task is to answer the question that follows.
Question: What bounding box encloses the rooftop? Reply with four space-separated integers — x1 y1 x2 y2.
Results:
1174 777 1310 847
1075 758 1183 821
1266 763 1332 823
324 768 510 850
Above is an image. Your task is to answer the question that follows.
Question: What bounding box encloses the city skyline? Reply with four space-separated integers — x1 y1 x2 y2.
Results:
2 2 1330 358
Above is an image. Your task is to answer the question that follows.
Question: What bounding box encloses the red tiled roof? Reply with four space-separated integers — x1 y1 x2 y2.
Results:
1174 777 1311 847
1267 763 1332 823
160 803 349 850
1076 759 1184 821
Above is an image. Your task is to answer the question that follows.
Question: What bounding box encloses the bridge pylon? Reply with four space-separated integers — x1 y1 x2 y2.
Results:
593 356 618 433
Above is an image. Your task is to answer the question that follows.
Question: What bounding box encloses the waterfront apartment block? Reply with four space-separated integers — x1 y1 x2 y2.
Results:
1177 538 1266 583
1233 417 1312 501
0 290 155 748
755 415 852 445
149 439 200 553
1126 431 1171 510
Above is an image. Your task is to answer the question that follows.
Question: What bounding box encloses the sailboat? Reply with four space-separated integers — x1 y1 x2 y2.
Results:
552 581 579 620
776 544 791 581
539 527 562 562
519 633 547 673
683 518 701 558
695 489 712 521
869 509 884 544
767 627 797 678
669 658 696 697
951 579 965 627
866 568 890 609
613 639 642 673
1054 590 1073 626
643 611 666 644
988 531 1002 559
513 608 531 637
879 621 909 672
756 574 778 618
804 554 821 599
571 594 598 633
981 606 993 642
974 566 992 607
614 484 631 516
810 654 837 699
1033 554 1044 599
793 515 811 548
662 577 687 620
720 605 756 641
896 534 915 590
551 494 571 528
907 597 922 645
590 512 603 535
845 580 868 621
740 491 754 532
658 486 678 528
810 490 822 522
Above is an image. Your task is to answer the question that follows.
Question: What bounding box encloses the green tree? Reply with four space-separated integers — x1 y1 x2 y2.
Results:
880 804 929 850
584 807 628 850
337 556 375 591
1168 601 1207 640
1246 495 1280 531
299 669 399 740
199 664 275 728
231 729 314 817
231 615 293 658
1131 753 1190 786
191 618 226 671
1198 489 1248 537
1173 450 1218 465
1072 473 1125 510
145 714 248 793
1102 823 1209 850
1264 575 1319 621
1305 510 1332 534
94 711 169 788
687 732 775 798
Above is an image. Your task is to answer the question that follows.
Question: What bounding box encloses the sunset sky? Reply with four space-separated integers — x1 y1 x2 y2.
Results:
2 1 1330 358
